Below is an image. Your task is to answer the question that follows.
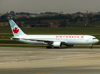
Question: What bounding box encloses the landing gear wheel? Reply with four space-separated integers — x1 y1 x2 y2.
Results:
54 47 60 49
46 46 52 49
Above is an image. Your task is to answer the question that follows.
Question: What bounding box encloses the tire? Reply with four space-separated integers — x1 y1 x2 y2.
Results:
46 46 52 49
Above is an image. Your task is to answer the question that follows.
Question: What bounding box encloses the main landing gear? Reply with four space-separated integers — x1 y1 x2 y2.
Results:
46 46 52 49
46 46 60 49
66 45 74 48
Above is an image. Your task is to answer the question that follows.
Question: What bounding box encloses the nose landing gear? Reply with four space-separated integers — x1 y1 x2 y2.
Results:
90 44 93 49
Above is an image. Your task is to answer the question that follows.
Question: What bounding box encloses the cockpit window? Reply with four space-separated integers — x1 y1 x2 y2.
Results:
93 38 97 39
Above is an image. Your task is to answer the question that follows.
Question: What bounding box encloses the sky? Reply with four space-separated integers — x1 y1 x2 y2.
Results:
0 0 100 13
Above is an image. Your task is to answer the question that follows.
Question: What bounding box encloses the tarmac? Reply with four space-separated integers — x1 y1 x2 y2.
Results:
0 47 100 74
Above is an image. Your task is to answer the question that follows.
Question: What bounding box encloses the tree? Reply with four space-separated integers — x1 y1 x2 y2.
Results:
59 20 67 27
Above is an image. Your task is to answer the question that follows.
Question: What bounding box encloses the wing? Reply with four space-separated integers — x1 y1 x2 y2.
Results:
12 37 67 46
12 37 54 44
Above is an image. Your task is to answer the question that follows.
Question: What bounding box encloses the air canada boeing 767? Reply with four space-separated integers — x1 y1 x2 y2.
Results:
9 19 99 48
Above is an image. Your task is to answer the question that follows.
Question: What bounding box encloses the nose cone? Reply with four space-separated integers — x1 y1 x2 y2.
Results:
94 39 99 43
97 39 99 43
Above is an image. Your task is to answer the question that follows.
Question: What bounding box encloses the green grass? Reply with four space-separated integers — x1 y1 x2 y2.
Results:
0 44 46 48
0 40 25 44
23 28 100 35
1 27 100 34
0 34 12 39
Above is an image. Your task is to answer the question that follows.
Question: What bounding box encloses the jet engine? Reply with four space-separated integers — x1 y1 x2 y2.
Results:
52 42 62 48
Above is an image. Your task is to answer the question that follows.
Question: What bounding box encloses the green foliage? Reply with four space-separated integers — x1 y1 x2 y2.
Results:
1 13 100 28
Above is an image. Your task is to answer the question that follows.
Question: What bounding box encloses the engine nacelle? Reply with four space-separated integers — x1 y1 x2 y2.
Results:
52 42 62 47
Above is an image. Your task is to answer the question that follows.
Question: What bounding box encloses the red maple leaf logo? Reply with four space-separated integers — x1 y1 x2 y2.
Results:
13 27 19 34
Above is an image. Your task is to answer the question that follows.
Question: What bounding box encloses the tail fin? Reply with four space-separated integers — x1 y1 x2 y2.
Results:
9 19 26 37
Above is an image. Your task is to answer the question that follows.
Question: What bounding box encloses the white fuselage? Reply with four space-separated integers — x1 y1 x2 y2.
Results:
13 35 99 45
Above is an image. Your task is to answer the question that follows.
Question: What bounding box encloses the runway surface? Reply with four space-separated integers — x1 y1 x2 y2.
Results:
0 47 100 74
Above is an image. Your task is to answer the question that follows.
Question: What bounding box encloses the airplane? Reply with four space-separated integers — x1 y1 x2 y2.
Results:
9 19 99 48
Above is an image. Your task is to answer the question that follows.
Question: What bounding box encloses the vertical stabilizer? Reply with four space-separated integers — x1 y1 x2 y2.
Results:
9 19 26 37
